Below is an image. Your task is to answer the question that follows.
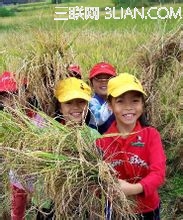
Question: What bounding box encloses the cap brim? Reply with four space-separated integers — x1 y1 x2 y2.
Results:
0 83 17 92
91 68 115 78
109 85 147 97
57 91 91 103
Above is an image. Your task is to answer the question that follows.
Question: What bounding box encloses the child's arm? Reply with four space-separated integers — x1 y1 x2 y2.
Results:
138 128 166 197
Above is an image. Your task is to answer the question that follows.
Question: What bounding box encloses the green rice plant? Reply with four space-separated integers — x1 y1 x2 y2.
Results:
0 108 137 219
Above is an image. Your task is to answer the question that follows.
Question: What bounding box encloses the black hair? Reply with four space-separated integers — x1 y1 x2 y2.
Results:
0 101 4 111
0 92 5 111
107 93 150 127
85 110 91 125
27 96 39 109
139 112 150 127
67 71 81 79
54 99 63 122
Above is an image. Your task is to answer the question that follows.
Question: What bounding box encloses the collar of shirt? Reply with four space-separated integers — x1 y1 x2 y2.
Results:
93 93 106 105
103 120 143 147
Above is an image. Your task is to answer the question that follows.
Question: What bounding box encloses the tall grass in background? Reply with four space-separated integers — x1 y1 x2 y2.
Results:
0 1 182 72
0 0 183 218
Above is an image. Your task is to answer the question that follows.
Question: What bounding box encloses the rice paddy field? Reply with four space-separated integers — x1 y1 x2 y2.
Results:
0 0 183 219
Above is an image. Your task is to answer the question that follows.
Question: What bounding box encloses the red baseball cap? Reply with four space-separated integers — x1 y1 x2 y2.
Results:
0 71 18 92
68 65 82 77
0 71 27 93
89 62 116 79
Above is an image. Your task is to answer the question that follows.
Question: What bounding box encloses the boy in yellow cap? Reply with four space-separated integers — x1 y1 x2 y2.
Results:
96 73 166 219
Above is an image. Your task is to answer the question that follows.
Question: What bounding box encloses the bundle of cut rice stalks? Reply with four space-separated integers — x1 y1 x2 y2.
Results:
131 26 183 153
134 26 182 126
0 107 136 219
5 30 79 117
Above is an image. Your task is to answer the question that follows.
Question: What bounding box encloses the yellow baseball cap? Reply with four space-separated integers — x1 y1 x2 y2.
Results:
54 77 91 102
107 73 146 97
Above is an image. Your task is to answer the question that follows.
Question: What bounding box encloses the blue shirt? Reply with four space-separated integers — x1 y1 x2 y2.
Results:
88 93 115 134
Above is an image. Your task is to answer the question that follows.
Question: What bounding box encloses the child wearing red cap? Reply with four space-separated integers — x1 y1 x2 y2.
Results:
0 71 29 220
0 71 21 111
67 64 82 79
96 73 166 219
0 71 44 220
88 62 116 134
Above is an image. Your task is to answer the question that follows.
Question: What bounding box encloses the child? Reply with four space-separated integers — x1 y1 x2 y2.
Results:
96 73 166 219
36 77 101 219
54 77 100 140
0 71 28 220
54 77 92 126
0 71 22 110
88 62 116 134
0 71 44 220
67 64 82 79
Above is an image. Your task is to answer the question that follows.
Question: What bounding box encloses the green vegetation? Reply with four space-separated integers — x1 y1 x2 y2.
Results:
0 6 15 16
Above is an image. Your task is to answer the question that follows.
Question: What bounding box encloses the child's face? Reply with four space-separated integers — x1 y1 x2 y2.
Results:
0 93 16 110
59 98 88 125
109 91 144 129
91 74 112 99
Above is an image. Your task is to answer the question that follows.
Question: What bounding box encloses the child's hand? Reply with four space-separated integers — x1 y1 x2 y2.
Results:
118 179 143 196
118 179 132 196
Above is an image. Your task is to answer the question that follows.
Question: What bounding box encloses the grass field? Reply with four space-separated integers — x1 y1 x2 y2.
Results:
0 0 183 219
0 0 182 73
